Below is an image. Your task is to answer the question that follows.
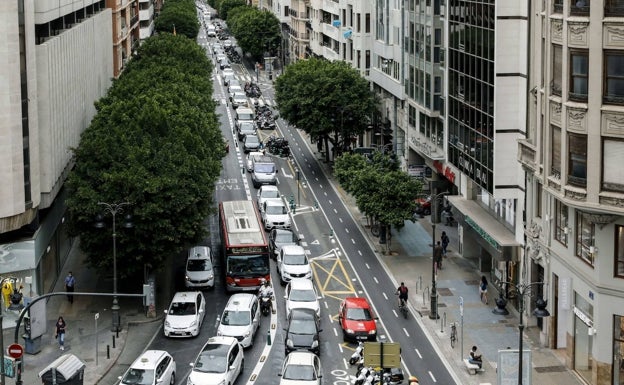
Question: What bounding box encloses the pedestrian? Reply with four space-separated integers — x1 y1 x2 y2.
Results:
479 275 488 304
55 316 67 351
433 241 443 270
441 231 450 257
64 271 75 304
468 345 483 368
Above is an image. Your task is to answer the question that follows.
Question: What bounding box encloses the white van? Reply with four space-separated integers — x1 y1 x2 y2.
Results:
251 155 278 188
207 25 217 37
217 294 261 348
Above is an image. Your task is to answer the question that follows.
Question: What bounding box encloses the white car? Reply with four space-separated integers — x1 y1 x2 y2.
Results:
278 245 311 285
246 151 266 172
119 350 176 385
261 199 291 230
184 246 215 289
163 292 206 338
188 336 244 385
278 351 322 385
284 278 321 319
257 185 281 208
231 92 248 108
217 293 261 348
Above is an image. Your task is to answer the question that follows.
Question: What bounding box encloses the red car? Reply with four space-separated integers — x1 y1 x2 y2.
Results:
338 297 377 341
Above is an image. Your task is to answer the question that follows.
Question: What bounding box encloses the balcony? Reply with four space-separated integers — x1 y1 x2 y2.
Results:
517 139 537 172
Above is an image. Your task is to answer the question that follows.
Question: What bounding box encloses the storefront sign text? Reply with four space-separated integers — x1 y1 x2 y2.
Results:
573 306 593 327
432 161 457 184
465 216 500 250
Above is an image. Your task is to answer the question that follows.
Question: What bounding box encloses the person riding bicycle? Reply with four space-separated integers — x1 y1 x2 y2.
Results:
396 282 408 307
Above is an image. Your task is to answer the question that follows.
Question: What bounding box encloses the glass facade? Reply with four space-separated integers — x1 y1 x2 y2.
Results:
447 0 495 193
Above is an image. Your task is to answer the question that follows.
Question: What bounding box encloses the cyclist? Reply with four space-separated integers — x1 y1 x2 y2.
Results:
396 282 408 308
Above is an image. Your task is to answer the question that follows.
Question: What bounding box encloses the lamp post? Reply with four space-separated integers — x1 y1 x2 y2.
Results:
499 281 550 385
95 202 133 332
429 189 448 319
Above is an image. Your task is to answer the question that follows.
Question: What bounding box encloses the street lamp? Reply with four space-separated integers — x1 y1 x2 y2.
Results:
95 202 133 332
429 188 449 319
498 281 550 385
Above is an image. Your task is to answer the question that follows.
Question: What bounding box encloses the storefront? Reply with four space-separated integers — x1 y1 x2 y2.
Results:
614 315 624 385
574 294 594 384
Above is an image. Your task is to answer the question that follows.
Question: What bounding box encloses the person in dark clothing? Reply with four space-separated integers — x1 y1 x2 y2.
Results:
64 272 75 304
433 241 444 270
396 282 409 307
441 231 450 256
55 316 67 350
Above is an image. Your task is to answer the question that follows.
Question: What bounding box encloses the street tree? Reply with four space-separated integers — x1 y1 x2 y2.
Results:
154 0 199 39
228 7 281 61
275 58 377 161
66 34 223 279
218 0 246 20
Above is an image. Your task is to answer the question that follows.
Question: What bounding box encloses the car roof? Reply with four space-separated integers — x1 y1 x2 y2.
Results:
260 185 279 192
226 293 256 309
289 307 318 320
285 351 317 366
281 245 305 253
289 278 314 290
343 297 371 308
171 291 201 303
265 199 285 207
130 350 170 370
273 228 293 235
203 336 238 347
188 246 211 260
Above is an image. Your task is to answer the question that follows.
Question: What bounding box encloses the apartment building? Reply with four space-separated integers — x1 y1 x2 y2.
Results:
106 0 140 77
519 0 624 383
0 0 113 295
139 0 160 41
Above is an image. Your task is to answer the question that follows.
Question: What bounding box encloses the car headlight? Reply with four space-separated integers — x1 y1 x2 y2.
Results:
217 330 223 336
244 331 251 337
189 320 197 328
311 340 318 348
165 320 170 327
208 274 214 280
346 329 354 334
286 339 294 348
185 275 191 281
368 329 377 335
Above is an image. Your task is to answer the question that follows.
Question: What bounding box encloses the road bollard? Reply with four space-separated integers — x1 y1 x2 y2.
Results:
267 329 272 345
107 345 110 359
112 335 116 349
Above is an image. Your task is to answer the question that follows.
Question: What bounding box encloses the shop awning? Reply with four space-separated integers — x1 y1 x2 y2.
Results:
447 196 521 252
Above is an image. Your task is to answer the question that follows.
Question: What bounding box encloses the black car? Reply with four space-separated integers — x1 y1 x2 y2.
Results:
284 308 322 356
269 229 299 260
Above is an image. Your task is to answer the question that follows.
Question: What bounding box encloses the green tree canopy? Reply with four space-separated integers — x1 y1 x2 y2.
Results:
228 7 281 61
219 0 247 20
275 58 377 161
154 0 199 39
66 34 223 279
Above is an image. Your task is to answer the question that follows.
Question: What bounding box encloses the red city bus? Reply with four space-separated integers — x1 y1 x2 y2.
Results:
219 200 271 292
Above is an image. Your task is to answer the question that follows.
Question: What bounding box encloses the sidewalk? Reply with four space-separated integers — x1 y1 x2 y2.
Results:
322 161 586 385
2 239 163 385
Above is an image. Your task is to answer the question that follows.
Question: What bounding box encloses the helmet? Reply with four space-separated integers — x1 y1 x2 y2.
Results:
259 278 266 285
264 279 270 287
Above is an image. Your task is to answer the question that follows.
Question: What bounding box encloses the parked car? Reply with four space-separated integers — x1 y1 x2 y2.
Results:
188 336 244 385
278 351 322 385
257 185 281 209
243 134 261 153
285 308 322 356
262 199 291 230
284 278 321 319
237 121 257 141
163 292 206 338
184 246 215 289
119 350 176 385
217 293 261 348
338 297 378 341
269 228 299 259
277 245 311 285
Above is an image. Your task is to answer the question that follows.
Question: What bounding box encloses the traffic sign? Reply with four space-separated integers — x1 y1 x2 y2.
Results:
7 344 23 359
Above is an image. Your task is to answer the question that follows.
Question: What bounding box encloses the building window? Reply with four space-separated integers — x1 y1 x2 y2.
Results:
536 182 543 218
571 0 590 15
616 225 624 278
555 199 568 246
551 125 561 178
605 51 624 104
605 0 624 16
568 134 587 187
612 315 624 384
570 51 588 101
603 138 624 192
575 212 595 266
365 13 370 33
552 45 562 96
554 0 564 12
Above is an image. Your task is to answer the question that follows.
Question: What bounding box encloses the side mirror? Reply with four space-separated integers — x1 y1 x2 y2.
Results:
118 376 123 381
199 309 204 313
284 295 287 299
229 365 236 371
189 362 195 367
163 309 168 314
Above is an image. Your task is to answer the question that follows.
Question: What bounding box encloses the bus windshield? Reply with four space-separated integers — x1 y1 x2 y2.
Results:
227 255 269 277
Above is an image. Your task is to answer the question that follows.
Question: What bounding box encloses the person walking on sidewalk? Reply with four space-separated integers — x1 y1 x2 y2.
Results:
434 241 444 271
64 271 75 304
479 275 488 304
55 316 67 351
441 231 450 257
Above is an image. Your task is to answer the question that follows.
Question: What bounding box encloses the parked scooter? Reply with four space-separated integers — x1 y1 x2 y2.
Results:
349 341 365 365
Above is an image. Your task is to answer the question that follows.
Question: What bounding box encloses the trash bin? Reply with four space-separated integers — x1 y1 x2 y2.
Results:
38 354 85 385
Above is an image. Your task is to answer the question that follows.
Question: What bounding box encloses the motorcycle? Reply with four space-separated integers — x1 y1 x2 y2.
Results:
349 341 364 365
259 293 272 316
414 196 431 216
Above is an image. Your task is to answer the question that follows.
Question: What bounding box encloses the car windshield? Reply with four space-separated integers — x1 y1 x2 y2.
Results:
121 368 155 385
227 255 269 277
194 344 229 373
290 288 316 302
245 136 259 145
221 310 251 326
255 164 275 173
283 364 317 381
266 204 286 215
283 253 307 265
346 307 373 321
168 301 196 316
276 232 295 243
289 318 317 334
240 123 255 132
187 259 212 272
261 189 280 199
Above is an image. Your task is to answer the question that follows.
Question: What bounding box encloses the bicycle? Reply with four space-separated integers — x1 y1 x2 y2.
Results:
396 294 408 319
370 217 380 237
450 322 457 348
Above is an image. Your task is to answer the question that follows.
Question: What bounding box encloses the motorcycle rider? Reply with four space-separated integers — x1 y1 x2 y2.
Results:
258 278 273 311
396 282 408 308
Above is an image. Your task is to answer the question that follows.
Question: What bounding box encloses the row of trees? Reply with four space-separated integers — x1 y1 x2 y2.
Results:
226 5 281 62
65 33 224 279
155 0 200 39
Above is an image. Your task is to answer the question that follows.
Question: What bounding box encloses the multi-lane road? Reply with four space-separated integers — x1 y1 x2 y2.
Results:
126 16 459 385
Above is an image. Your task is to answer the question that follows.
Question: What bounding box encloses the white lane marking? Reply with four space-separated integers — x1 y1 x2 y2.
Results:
351 238 355 244
428 371 437 382
334 208 338 214
392 309 399 317
403 328 410 337
382 292 388 300
345 228 349 233
358 250 362 256
333 328 338 337
415 348 422 359
339 217 343 223
328 199 333 204
373 277 378 284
